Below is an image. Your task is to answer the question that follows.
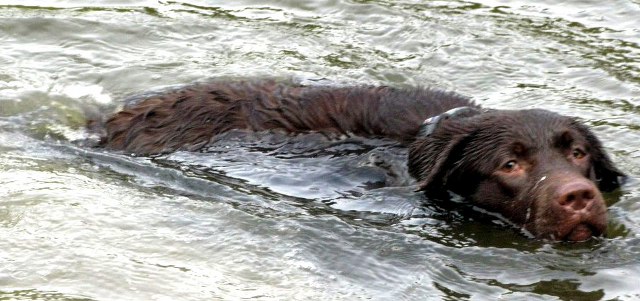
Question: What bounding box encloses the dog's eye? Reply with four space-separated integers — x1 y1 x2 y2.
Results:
502 160 519 172
572 148 586 159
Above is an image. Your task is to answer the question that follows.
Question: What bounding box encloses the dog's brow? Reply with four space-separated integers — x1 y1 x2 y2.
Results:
512 142 527 155
553 129 589 150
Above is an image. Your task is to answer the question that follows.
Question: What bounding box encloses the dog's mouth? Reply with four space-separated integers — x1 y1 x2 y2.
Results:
560 222 606 242
528 222 601 242
563 223 599 242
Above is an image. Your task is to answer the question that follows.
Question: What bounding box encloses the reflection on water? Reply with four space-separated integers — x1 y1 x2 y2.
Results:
1 0 639 300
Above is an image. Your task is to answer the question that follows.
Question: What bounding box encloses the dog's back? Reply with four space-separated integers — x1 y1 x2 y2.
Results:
99 80 475 154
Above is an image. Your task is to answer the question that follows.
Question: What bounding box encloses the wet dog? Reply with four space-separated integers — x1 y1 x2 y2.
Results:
97 79 625 241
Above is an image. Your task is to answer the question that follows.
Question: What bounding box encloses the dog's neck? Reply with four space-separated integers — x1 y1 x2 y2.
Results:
416 106 483 138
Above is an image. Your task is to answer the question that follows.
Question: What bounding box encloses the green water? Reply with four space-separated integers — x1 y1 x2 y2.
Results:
1 1 639 300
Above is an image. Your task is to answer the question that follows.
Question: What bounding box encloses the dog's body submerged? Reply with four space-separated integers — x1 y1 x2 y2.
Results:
99 79 625 241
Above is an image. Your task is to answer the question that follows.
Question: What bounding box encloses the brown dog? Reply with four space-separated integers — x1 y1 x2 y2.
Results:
98 79 625 241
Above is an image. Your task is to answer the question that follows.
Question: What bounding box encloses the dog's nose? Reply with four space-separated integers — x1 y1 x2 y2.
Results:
548 178 608 241
556 181 598 212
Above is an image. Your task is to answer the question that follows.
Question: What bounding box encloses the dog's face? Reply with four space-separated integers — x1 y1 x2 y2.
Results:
408 109 625 241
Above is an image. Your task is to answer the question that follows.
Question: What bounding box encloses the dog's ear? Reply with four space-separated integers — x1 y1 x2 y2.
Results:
572 120 626 192
408 121 474 193
409 107 483 193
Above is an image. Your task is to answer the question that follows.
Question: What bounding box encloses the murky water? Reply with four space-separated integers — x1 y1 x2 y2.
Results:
1 0 639 300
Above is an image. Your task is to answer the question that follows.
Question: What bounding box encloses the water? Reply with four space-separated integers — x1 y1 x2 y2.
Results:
1 0 639 300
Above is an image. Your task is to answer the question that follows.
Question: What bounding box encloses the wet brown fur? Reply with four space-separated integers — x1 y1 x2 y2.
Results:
98 79 625 241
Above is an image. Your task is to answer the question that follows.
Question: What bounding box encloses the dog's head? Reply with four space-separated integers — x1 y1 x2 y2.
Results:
408 108 625 241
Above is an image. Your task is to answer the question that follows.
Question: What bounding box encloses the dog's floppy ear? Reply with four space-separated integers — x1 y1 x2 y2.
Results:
408 107 483 192
572 120 626 192
408 112 480 193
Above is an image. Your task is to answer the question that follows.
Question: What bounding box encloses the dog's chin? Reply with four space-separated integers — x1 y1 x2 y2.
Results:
527 221 603 242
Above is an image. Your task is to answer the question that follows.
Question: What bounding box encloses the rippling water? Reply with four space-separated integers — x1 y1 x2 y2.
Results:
1 0 639 300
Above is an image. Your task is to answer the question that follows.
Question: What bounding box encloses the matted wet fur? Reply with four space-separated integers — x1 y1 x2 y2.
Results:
96 79 625 241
